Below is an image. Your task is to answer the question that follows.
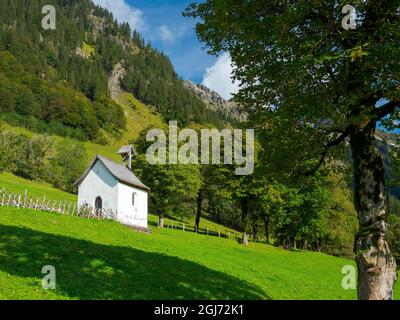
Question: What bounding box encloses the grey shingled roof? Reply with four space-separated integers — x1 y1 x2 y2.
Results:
75 156 150 192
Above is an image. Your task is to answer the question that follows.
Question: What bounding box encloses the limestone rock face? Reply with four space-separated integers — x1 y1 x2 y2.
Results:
183 80 246 122
108 62 126 100
89 13 106 37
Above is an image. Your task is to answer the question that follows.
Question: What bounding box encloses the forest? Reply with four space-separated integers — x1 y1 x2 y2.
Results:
0 0 231 143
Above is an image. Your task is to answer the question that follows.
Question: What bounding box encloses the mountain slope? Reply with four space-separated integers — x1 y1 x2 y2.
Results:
183 80 246 122
1 91 165 165
0 0 231 145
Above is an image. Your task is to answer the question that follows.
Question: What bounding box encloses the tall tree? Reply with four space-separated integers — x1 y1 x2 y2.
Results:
132 127 202 227
186 0 399 299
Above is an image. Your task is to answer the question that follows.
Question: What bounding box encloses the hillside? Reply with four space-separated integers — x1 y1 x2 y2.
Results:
0 206 389 300
0 174 398 300
1 91 164 165
183 80 246 122
0 172 76 202
0 0 231 146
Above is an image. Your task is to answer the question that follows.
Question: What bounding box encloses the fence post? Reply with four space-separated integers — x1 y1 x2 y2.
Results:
183 223 185 232
24 189 27 207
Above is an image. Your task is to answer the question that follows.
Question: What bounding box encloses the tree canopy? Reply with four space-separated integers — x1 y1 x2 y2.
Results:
185 0 400 300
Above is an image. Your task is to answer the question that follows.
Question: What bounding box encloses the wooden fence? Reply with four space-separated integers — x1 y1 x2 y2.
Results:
0 188 117 220
0 188 266 243
160 219 267 244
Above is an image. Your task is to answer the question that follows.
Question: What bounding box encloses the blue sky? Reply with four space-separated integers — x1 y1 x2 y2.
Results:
92 0 240 100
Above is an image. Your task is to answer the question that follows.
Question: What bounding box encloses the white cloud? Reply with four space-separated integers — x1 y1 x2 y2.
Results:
159 25 175 45
92 0 145 32
202 53 240 100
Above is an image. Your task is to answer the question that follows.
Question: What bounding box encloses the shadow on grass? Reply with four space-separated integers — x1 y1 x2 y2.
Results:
0 224 268 300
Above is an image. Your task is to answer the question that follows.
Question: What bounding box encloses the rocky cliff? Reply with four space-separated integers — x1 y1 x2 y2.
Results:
183 80 246 122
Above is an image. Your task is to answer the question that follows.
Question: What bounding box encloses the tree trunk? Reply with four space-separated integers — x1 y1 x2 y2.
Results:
264 216 270 244
252 219 259 241
241 199 249 246
303 238 308 250
350 123 397 300
195 189 203 231
316 237 322 252
159 213 164 228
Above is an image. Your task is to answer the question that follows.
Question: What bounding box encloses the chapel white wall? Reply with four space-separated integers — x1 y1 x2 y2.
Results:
77 161 119 211
117 182 148 228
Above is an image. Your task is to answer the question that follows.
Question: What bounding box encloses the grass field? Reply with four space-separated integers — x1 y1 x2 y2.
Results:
0 207 350 300
0 174 399 300
1 206 398 300
1 162 399 300
0 173 76 203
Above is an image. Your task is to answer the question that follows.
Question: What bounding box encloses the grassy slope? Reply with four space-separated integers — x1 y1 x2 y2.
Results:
0 177 398 300
1 207 398 300
113 92 164 146
0 173 76 202
0 207 349 300
82 41 95 57
1 92 164 165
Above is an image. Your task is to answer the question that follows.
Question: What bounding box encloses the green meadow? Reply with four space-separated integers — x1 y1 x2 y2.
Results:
0 175 398 300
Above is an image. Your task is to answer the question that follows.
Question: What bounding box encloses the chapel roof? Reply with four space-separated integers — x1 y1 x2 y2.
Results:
75 156 150 192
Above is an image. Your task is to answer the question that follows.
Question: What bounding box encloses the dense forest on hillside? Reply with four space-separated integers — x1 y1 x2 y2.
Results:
0 0 230 142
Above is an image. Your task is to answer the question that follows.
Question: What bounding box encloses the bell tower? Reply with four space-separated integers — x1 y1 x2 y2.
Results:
118 145 137 170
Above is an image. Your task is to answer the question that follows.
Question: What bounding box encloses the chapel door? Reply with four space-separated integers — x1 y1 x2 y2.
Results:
95 196 103 214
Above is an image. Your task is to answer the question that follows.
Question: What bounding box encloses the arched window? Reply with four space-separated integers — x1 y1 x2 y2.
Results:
95 196 103 213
